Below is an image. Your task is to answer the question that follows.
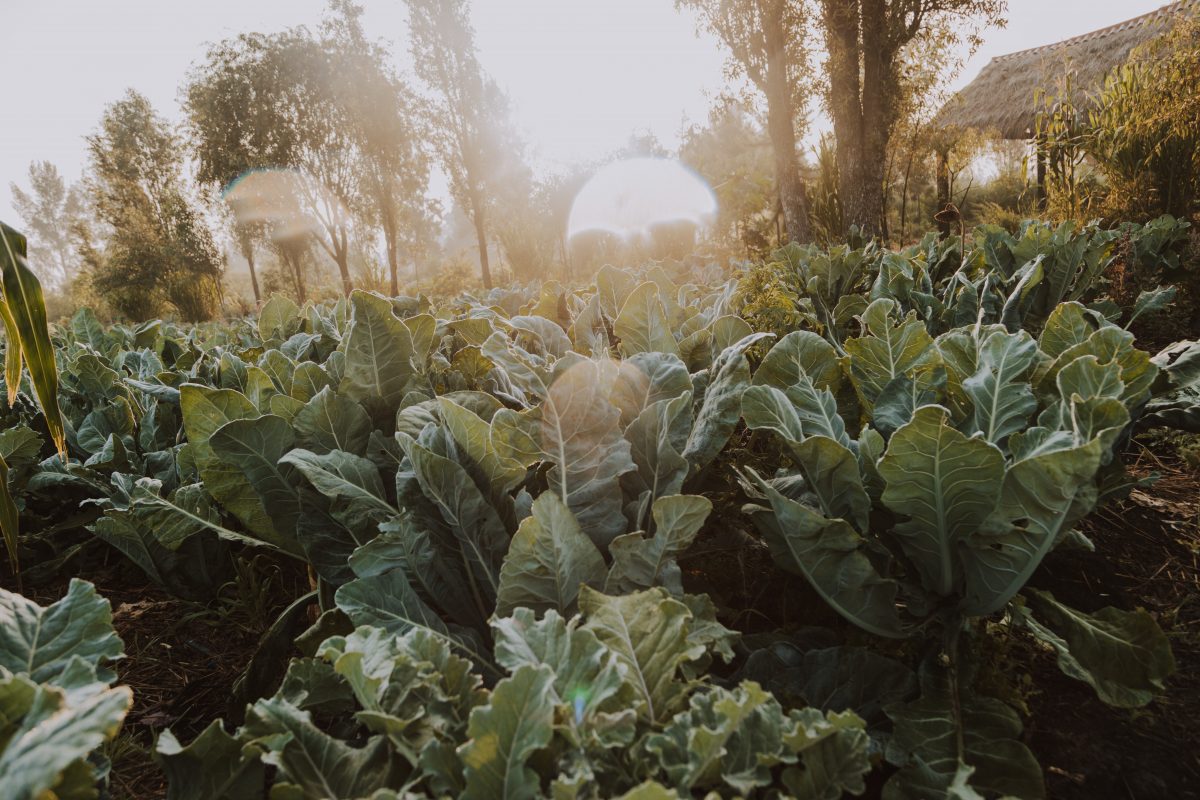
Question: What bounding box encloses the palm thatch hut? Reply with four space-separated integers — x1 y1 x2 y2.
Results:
932 0 1196 225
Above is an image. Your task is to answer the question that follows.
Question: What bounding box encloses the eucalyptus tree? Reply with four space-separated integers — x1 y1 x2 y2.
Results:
84 90 223 321
677 0 813 243
404 0 522 289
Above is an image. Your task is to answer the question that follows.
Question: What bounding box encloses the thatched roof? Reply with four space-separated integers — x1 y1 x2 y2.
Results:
937 1 1196 139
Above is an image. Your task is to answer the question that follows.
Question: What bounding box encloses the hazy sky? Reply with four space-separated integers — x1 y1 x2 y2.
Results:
0 0 1172 224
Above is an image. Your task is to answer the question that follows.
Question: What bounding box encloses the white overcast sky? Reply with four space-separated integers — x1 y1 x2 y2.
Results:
0 0 1171 224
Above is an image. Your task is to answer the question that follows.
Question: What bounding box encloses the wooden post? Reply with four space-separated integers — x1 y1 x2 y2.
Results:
935 149 951 239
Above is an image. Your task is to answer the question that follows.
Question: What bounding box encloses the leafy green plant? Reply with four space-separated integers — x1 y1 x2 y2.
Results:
159 586 870 800
0 579 132 800
740 298 1181 797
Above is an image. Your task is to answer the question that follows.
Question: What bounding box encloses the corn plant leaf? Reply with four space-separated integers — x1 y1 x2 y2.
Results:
1 222 65 453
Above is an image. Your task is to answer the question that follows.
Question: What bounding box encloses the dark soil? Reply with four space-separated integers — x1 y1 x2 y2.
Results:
1025 442 1200 800
24 555 305 800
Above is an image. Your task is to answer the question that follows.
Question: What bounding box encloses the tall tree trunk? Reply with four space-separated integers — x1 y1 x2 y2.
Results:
471 193 492 290
382 213 400 297
762 2 809 243
334 228 353 297
237 227 261 305
822 0 893 238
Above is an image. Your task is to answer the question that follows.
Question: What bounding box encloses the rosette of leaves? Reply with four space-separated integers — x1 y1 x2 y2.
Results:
741 299 1179 797
159 586 869 799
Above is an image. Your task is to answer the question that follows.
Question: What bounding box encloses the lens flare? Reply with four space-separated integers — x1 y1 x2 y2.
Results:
567 157 717 241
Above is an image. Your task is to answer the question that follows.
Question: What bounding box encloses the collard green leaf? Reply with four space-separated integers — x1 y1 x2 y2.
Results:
492 359 635 548
495 491 606 616
292 386 372 455
753 330 842 394
1022 589 1175 708
879 406 1004 597
681 333 771 476
579 586 698 722
209 414 301 550
615 281 677 356
778 707 872 800
961 437 1102 616
0 578 124 685
884 663 1044 800
459 664 556 800
156 720 265 800
621 391 692 524
844 299 939 411
1125 285 1176 329
0 674 132 800
745 475 906 639
242 695 403 798
610 352 692 429
644 681 785 794
340 291 417 427
606 495 711 595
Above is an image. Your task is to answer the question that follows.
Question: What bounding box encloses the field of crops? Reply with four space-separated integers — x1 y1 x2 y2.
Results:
2 216 1199 799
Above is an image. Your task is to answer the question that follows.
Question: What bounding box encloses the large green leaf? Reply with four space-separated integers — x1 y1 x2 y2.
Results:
438 397 527 495
884 663 1044 800
241 695 403 798
292 386 372 455
961 436 1103 615
578 586 697 722
0 578 124 685
1022 589 1175 708
156 720 265 800
180 384 281 543
746 475 906 639
621 391 692 524
281 449 395 532
490 608 630 732
495 491 606 616
0 674 132 800
1 222 65 454
879 406 1004 597
681 333 771 475
492 359 635 548
844 299 939 411
778 707 872 800
458 664 556 800
610 352 693 429
606 495 711 595
753 331 842 395
615 281 678 356
210 414 302 550
339 291 417 427
0 452 18 580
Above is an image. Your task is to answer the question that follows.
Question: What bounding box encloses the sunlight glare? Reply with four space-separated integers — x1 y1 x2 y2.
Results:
566 157 717 241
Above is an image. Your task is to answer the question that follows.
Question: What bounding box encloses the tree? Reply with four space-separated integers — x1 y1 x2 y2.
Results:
681 99 777 257
678 0 813 243
84 91 223 321
186 31 306 304
323 1 436 296
818 0 1004 236
9 162 86 290
405 0 523 289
